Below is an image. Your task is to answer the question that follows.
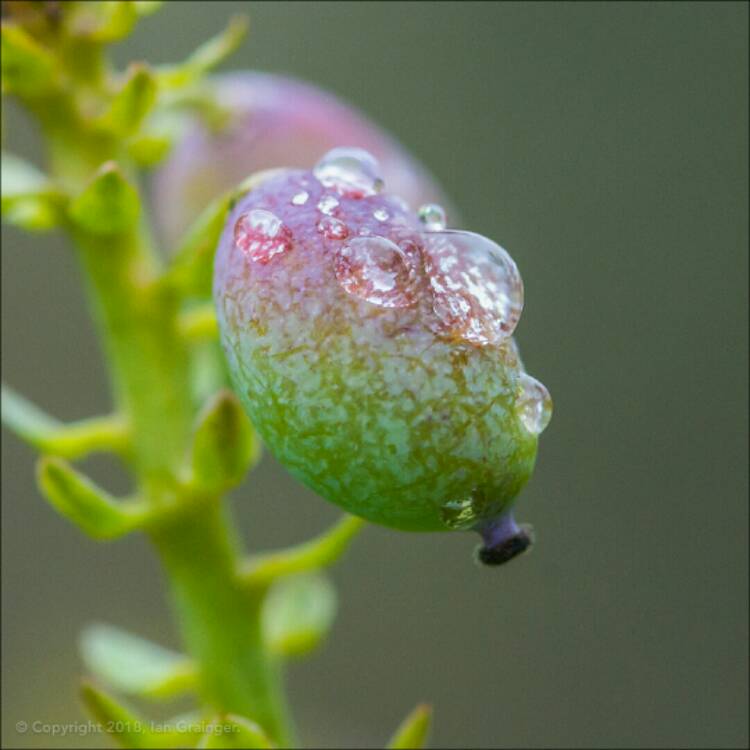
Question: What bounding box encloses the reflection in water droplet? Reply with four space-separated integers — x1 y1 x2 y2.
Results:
291 191 309 206
516 372 552 435
317 195 339 215
334 236 417 308
373 208 389 222
418 203 447 231
317 215 349 240
440 496 480 530
234 209 293 264
313 147 384 197
423 230 523 346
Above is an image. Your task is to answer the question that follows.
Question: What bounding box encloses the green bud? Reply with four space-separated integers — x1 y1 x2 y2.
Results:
387 704 433 750
197 715 273 749
262 572 337 658
80 623 196 699
69 162 140 235
0 22 56 96
96 63 157 138
190 389 259 491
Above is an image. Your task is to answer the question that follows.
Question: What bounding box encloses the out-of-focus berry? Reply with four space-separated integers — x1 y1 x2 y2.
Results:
154 72 453 249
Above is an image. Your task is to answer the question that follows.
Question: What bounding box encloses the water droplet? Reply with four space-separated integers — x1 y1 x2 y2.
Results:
313 147 384 197
234 209 293 264
516 372 552 435
373 208 389 222
317 194 339 215
418 203 447 231
291 190 309 206
334 236 417 308
317 215 349 240
422 230 523 346
440 497 480 530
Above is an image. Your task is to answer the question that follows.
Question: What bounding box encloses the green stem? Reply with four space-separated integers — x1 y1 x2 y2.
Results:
150 500 294 747
18 23 298 747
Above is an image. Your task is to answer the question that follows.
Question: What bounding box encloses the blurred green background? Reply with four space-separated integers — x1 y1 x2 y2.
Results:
2 2 748 748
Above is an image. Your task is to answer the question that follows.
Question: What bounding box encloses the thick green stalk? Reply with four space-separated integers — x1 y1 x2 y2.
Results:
150 500 294 746
38 76 295 748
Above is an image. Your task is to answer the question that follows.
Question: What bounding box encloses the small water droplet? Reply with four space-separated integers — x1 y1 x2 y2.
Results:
317 215 349 240
334 236 417 308
313 147 384 197
423 230 523 346
317 194 339 215
373 208 389 222
516 372 552 435
291 190 309 206
234 209 293 264
418 203 447 231
440 496 480 530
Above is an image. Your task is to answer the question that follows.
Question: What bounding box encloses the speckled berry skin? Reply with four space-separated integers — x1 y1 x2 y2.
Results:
214 168 540 533
155 72 453 248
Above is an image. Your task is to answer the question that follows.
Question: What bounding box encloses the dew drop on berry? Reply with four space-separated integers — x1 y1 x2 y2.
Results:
440 491 482 530
516 373 552 435
234 209 293 264
418 203 447 231
291 191 309 206
423 230 523 346
317 195 339 215
317 215 349 240
334 236 417 308
314 147 384 197
373 208 389 222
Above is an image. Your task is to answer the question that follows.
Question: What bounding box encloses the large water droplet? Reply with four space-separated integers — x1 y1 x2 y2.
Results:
516 372 552 435
422 230 523 346
234 209 293 264
440 496 480 530
317 215 349 240
334 236 417 308
418 203 447 231
314 147 384 197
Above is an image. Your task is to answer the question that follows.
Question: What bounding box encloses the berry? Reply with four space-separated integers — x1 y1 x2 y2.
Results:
214 149 551 560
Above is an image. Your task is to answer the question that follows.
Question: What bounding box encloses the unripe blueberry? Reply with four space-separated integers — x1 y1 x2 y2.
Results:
155 72 453 248
214 150 552 564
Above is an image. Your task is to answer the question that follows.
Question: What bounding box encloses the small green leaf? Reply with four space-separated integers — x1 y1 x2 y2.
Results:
262 572 337 659
1 22 56 96
191 389 259 491
1 151 47 195
197 715 274 749
126 132 172 167
37 456 148 539
69 162 140 235
1 151 61 231
97 64 157 137
240 515 365 589
133 1 164 17
80 623 197 699
69 2 138 42
2 384 128 458
387 704 433 750
80 681 178 749
158 16 248 89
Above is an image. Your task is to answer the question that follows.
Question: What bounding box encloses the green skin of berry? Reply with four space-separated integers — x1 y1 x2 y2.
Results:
214 170 537 532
